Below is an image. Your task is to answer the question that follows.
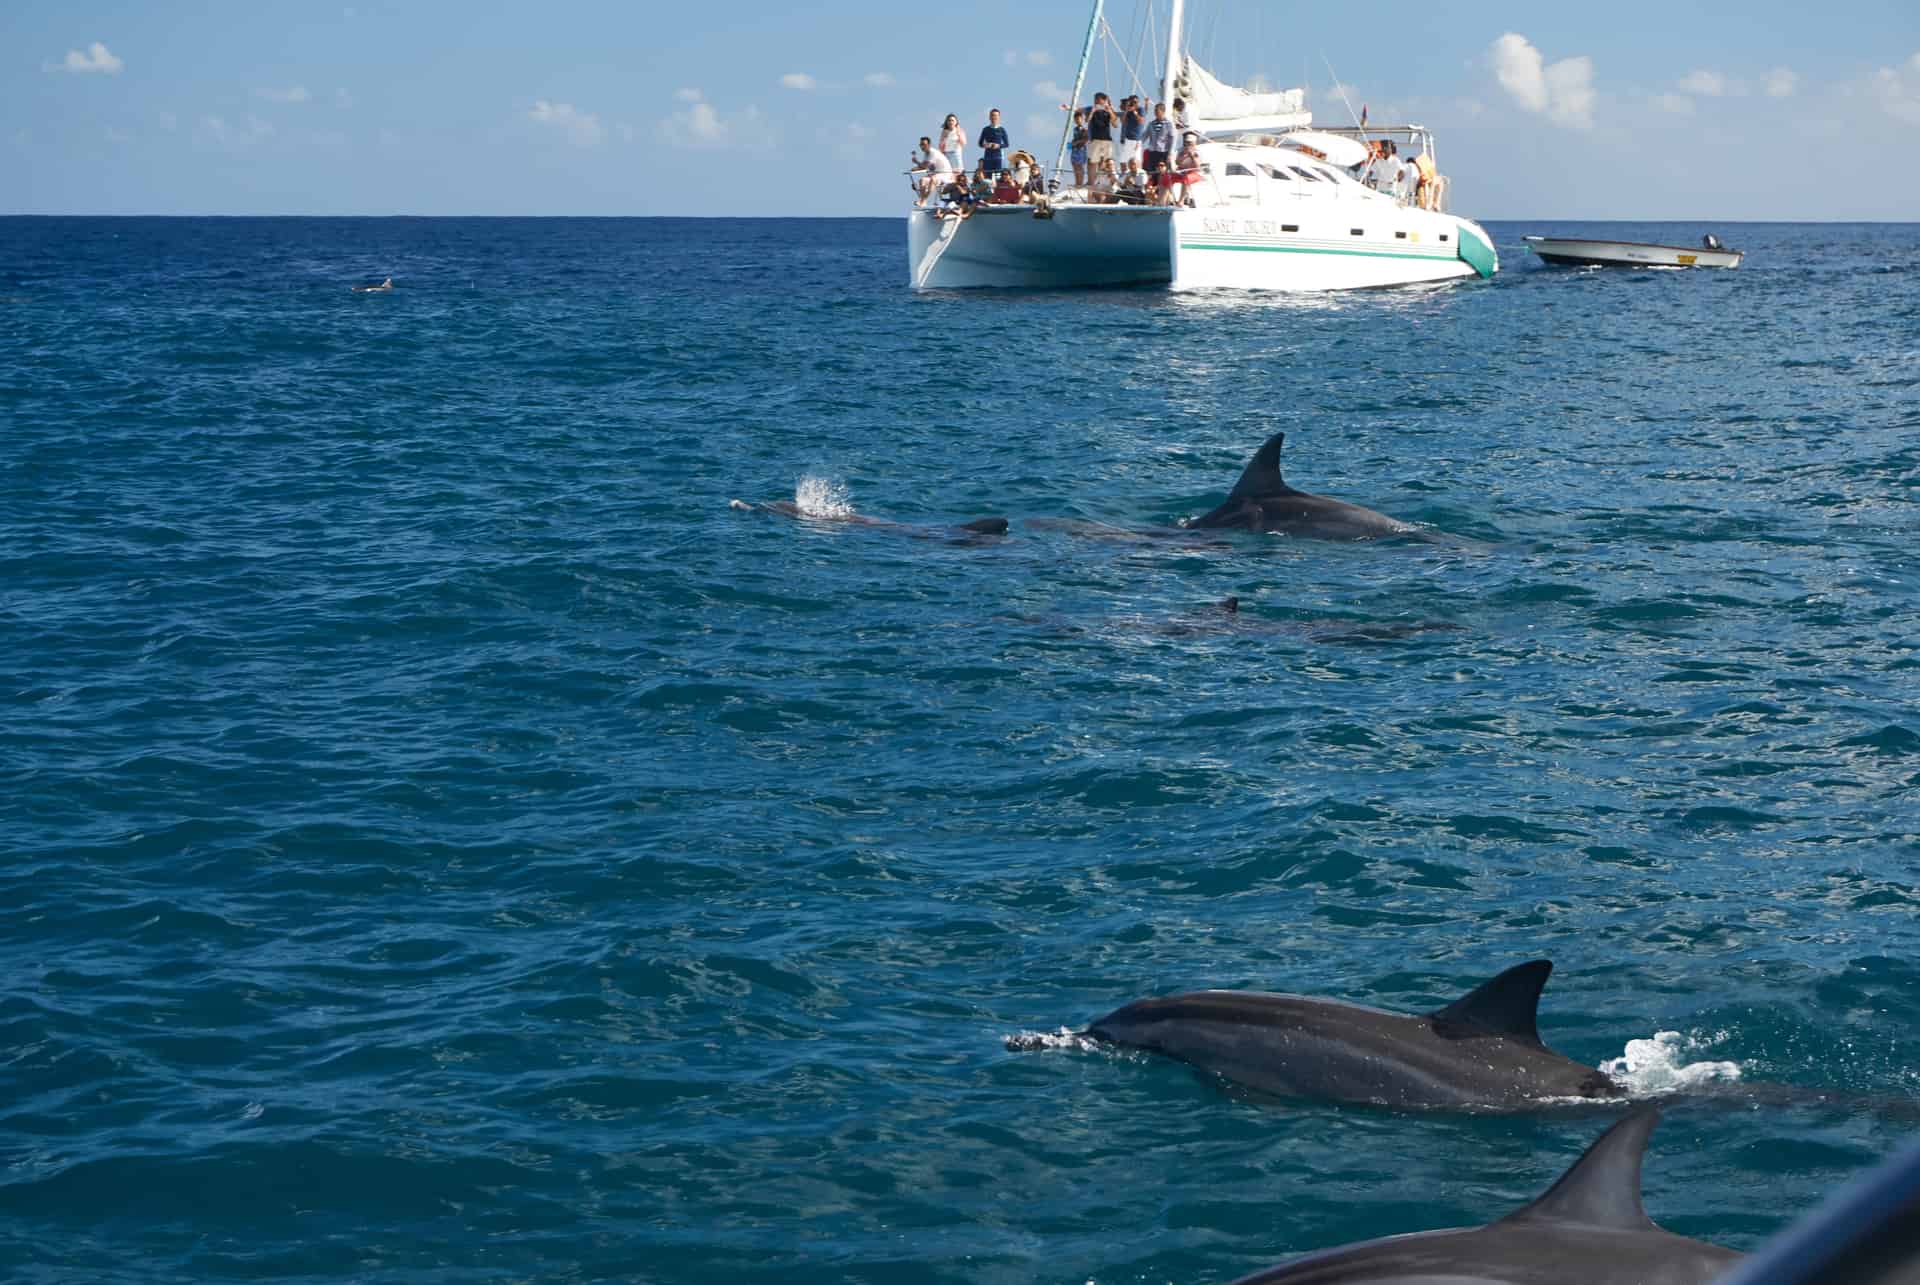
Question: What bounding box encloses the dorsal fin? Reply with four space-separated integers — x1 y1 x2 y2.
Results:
1225 432 1289 500
1498 1108 1660 1231
1426 960 1552 1043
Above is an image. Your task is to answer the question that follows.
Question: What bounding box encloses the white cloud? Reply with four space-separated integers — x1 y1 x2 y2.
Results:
676 100 728 145
1653 92 1695 116
335 88 354 108
674 87 703 102
1678 70 1727 97
529 99 604 146
1034 80 1065 100
1865 52 1920 124
846 123 873 140
1024 113 1058 143
1026 50 1052 67
49 41 123 75
617 121 635 143
863 72 895 88
255 86 311 104
199 114 274 147
1763 68 1798 99
779 72 816 90
1489 33 1594 129
105 127 133 144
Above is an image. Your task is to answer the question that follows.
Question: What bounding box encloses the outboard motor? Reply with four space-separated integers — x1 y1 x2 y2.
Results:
1702 233 1723 251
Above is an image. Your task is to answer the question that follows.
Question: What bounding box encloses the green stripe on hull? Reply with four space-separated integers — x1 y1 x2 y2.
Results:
1456 226 1498 278
1178 241 1454 263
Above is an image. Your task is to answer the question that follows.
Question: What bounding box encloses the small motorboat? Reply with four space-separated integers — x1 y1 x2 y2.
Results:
1523 234 1743 269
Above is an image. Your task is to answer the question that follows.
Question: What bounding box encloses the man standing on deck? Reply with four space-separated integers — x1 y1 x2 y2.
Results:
1118 95 1146 169
1141 101 1175 181
1065 92 1118 177
978 108 1009 175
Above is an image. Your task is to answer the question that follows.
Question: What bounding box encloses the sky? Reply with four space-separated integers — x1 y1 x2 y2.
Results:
6 0 1919 218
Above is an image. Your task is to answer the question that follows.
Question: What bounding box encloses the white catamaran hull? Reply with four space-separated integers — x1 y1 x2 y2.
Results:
908 204 1495 292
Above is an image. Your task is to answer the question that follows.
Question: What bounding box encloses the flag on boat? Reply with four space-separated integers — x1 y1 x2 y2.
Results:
1360 103 1368 127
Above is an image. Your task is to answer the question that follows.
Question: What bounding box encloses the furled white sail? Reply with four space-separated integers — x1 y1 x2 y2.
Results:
1175 56 1310 135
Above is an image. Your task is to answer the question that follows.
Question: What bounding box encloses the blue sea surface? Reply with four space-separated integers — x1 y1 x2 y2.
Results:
2 216 1919 1282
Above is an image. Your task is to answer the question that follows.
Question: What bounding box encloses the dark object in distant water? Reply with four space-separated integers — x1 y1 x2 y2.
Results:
1040 960 1626 1110
351 277 393 293
1190 433 1429 541
1226 1108 1743 1284
729 497 1007 544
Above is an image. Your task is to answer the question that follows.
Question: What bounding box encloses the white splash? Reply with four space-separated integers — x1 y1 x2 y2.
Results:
794 475 855 519
1600 1030 1743 1096
1004 1027 1099 1052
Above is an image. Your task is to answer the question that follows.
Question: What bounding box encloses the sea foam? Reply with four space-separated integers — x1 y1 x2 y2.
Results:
1601 1030 1743 1095
794 475 855 518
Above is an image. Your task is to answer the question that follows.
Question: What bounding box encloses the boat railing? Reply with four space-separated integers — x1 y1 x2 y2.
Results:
906 163 1207 211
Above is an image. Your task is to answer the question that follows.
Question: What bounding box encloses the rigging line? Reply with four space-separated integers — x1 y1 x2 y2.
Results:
1319 50 1363 129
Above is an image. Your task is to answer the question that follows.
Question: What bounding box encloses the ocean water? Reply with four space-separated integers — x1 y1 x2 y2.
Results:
2 215 1918 1282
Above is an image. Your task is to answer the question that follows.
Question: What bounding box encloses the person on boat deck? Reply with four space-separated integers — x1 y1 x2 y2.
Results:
1169 134 1202 206
992 168 1021 204
977 109 1009 174
1142 102 1175 179
913 137 953 205
1068 109 1090 187
1412 152 1437 209
1118 95 1147 168
930 174 966 219
1395 151 1421 202
1172 96 1192 135
1024 163 1050 204
1089 156 1118 203
1118 159 1150 204
938 114 966 173
1366 140 1397 193
969 162 995 204
1066 92 1117 176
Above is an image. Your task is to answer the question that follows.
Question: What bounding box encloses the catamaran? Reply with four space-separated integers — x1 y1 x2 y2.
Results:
906 0 1498 292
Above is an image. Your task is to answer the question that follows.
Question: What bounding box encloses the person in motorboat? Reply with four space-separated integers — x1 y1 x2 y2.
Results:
1703 233 1724 250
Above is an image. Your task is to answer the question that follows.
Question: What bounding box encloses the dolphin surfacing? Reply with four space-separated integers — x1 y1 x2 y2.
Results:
1230 1108 1742 1284
1077 960 1623 1110
1191 432 1426 541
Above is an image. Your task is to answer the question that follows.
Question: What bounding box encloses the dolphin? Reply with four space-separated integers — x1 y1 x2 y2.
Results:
351 277 393 293
1063 960 1625 1110
1191 433 1427 540
729 498 1008 543
1228 1108 1743 1284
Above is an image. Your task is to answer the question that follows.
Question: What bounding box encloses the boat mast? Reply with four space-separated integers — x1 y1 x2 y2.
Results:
1054 0 1105 177
1162 0 1184 108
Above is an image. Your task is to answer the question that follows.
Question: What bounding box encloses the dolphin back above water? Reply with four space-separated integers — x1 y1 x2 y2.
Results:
1191 432 1425 540
1081 960 1623 1110
1230 1108 1743 1284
